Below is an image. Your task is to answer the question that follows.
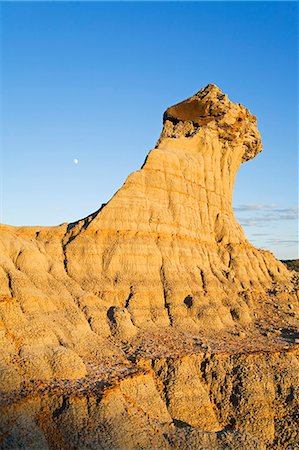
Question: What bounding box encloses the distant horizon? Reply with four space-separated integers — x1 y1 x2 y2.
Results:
1 1 298 259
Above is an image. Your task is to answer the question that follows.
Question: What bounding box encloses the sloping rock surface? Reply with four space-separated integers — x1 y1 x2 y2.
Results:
0 85 298 449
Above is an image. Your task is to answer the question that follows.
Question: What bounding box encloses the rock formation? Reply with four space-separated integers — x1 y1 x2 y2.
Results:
0 84 298 449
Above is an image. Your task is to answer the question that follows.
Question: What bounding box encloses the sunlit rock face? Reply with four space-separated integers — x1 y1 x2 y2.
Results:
0 86 298 450
63 83 290 332
0 84 295 387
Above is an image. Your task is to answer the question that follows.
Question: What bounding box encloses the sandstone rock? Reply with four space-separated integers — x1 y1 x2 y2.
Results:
50 347 87 380
0 362 21 393
107 306 137 339
0 84 298 449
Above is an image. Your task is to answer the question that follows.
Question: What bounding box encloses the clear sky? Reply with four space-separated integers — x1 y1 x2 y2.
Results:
1 1 298 259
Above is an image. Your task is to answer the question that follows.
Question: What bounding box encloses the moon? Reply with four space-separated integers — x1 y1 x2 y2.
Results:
73 158 79 165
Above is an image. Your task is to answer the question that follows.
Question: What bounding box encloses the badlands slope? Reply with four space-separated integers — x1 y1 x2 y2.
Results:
0 84 298 449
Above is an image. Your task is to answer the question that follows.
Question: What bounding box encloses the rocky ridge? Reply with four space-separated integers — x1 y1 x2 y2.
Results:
0 84 298 449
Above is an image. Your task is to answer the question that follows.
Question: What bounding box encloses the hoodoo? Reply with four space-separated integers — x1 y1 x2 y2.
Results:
63 83 291 333
0 85 298 449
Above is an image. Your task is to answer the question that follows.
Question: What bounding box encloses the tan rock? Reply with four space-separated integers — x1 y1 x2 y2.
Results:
0 84 298 449
0 84 296 384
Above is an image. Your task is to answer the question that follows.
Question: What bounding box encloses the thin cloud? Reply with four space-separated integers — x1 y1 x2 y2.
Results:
234 204 278 212
235 204 299 227
265 238 299 247
240 218 267 227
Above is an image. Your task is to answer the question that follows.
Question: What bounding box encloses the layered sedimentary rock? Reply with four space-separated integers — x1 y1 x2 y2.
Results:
0 84 298 449
1 348 298 449
63 85 293 333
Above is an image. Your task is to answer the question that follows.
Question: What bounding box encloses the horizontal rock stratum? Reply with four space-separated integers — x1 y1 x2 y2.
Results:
0 84 298 449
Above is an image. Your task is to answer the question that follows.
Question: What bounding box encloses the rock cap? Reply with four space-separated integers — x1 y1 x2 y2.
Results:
162 84 262 162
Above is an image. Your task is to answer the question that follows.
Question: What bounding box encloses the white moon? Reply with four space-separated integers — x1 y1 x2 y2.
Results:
73 158 79 165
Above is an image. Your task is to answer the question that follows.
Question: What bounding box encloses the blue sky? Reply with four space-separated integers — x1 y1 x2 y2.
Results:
1 1 298 259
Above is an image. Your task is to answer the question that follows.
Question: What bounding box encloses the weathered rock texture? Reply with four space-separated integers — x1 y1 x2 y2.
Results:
0 84 298 449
